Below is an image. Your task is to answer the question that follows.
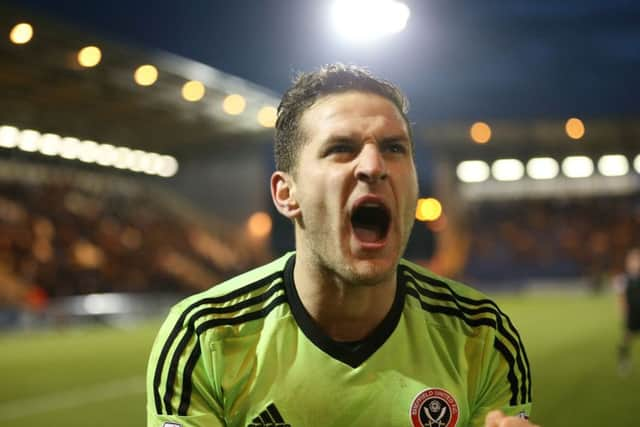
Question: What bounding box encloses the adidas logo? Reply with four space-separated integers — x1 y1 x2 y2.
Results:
247 403 291 427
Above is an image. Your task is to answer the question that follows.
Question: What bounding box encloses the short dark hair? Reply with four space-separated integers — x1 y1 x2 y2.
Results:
274 64 411 173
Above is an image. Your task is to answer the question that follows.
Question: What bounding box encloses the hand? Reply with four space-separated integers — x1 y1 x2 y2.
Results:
485 410 540 427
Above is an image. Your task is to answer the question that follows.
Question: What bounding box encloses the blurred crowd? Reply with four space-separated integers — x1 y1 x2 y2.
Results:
464 194 640 287
0 168 265 311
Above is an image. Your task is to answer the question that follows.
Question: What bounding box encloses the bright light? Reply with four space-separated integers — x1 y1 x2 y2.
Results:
331 0 410 43
597 154 629 177
134 64 158 86
247 212 272 238
113 147 131 169
18 129 40 152
0 126 19 148
415 198 442 222
222 94 246 115
38 133 61 156
77 46 102 67
635 155 640 174
125 150 145 172
0 125 179 178
143 153 161 175
157 155 179 177
96 144 117 166
457 160 490 183
257 106 278 128
10 23 33 44
565 117 585 140
60 137 81 159
182 80 205 102
470 122 491 144
526 157 559 180
492 159 524 181
78 140 99 163
562 156 593 178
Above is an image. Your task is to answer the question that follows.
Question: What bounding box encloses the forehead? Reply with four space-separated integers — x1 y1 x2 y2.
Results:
299 91 409 140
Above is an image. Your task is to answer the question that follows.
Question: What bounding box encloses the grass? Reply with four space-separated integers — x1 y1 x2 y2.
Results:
0 291 638 426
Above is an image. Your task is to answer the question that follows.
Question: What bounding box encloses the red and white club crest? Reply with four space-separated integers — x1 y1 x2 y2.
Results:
410 388 459 427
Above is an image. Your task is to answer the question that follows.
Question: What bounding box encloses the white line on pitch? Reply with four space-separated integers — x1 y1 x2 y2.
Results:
0 376 145 420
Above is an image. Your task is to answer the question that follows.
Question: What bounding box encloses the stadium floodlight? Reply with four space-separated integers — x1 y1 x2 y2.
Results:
38 133 61 156
59 137 81 159
565 117 585 140
330 0 410 43
96 144 117 166
182 80 206 102
142 153 161 175
77 46 102 68
113 147 131 169
415 197 442 222
257 106 277 128
10 22 33 45
157 155 179 177
247 211 273 238
470 122 491 144
456 160 490 183
561 156 593 178
125 149 146 172
0 125 19 148
78 140 99 163
18 129 40 152
491 158 524 182
526 157 559 180
635 155 640 174
597 154 629 177
134 64 158 86
223 94 246 115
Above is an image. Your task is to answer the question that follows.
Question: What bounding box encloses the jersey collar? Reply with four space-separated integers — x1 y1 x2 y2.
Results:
283 253 406 368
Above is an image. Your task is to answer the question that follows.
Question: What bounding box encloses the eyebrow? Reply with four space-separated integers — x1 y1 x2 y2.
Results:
325 133 410 144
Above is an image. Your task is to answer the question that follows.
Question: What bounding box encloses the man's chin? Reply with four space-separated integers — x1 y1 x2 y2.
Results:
345 257 397 286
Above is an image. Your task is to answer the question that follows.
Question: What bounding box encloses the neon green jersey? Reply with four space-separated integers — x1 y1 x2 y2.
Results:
147 252 531 427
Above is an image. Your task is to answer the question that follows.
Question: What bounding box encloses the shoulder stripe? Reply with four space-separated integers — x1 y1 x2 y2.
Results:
162 281 285 415
163 281 284 415
493 339 520 405
152 270 282 415
177 341 201 415
402 267 531 404
405 285 497 327
177 294 287 415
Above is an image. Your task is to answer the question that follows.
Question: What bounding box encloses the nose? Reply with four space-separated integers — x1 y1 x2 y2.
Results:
355 143 387 183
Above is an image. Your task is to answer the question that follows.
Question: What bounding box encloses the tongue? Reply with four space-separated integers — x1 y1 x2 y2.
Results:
353 224 382 243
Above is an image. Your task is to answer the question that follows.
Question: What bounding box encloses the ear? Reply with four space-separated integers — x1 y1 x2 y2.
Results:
270 171 300 219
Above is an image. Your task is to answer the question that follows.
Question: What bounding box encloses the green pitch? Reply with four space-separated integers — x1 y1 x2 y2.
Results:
0 291 638 427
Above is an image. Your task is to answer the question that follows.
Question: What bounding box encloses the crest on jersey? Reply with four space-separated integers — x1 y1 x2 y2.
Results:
410 388 459 427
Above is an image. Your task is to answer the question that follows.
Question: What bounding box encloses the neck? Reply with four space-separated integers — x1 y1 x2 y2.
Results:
293 250 397 342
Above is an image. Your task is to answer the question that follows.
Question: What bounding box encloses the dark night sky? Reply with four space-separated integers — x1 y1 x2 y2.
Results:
11 0 640 123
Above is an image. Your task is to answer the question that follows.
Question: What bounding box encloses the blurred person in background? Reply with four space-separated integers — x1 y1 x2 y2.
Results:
615 247 640 375
147 64 537 427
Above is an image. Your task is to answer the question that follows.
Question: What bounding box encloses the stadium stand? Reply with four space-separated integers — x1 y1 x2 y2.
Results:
0 161 267 327
464 194 640 288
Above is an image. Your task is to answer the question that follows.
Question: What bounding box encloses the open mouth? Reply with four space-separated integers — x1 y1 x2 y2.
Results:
350 202 391 243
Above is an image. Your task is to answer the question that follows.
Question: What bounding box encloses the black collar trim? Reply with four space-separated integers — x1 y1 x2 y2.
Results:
283 254 405 368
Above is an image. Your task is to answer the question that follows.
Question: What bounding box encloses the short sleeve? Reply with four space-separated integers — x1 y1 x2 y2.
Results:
468 314 532 426
146 306 225 427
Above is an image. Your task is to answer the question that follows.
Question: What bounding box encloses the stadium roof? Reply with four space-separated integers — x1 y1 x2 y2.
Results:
2 1 639 160
0 3 280 158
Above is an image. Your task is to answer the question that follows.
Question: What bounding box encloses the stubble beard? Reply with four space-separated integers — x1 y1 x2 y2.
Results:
298 219 411 289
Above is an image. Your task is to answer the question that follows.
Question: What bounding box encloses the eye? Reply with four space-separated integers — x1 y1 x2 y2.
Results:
382 140 408 154
324 140 356 157
329 144 354 153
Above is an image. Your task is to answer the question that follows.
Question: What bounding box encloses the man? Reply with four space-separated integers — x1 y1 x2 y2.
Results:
616 247 640 375
147 64 536 427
